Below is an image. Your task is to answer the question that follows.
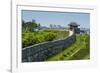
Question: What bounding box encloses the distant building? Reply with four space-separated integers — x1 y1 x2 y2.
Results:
32 19 36 23
80 28 90 35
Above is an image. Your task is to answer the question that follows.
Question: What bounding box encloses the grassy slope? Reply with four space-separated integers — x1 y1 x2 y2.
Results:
22 29 69 48
47 34 90 61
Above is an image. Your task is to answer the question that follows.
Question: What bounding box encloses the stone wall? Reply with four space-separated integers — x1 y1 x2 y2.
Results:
22 35 76 62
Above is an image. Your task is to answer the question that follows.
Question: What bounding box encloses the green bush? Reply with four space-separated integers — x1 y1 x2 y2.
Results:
22 29 68 48
44 32 56 41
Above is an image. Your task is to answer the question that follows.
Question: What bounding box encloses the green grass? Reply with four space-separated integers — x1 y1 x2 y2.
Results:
47 34 90 61
22 29 69 48
69 48 90 60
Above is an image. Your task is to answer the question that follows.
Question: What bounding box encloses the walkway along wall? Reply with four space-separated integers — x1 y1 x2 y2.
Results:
22 35 76 62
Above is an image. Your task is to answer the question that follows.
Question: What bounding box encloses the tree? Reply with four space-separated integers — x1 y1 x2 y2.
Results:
22 19 41 32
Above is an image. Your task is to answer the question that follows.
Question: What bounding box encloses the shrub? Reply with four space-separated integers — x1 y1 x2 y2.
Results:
44 32 56 41
63 54 67 57
22 29 69 48
59 56 64 60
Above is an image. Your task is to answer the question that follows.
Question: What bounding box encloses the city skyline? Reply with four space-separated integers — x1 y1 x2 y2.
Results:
22 10 90 28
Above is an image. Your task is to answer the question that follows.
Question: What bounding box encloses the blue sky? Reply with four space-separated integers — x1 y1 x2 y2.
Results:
22 10 90 28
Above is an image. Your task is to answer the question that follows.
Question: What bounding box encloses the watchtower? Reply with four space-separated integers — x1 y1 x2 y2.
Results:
68 22 80 34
